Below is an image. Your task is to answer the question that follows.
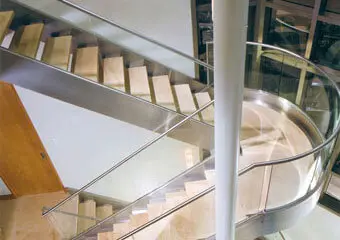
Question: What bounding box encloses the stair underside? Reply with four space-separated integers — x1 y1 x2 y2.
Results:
0 47 214 150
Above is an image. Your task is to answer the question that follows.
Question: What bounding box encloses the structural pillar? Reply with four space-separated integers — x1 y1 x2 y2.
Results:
213 0 249 239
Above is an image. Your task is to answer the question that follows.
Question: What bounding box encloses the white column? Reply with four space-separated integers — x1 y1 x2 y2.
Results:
213 0 249 239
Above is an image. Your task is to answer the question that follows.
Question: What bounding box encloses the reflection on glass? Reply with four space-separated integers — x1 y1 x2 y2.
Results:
264 9 310 56
312 22 340 71
260 54 300 102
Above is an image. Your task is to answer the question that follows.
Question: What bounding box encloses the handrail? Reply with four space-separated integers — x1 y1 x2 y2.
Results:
117 149 330 240
42 99 215 216
72 154 215 240
43 42 340 219
275 17 310 34
56 0 214 71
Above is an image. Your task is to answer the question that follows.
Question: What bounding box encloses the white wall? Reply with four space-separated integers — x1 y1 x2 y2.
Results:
16 0 196 78
16 87 200 202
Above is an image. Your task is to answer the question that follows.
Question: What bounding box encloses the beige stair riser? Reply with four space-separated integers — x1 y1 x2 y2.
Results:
194 92 214 123
103 57 126 92
128 66 151 101
74 46 100 82
96 204 113 220
152 75 176 110
42 36 72 71
13 23 44 58
77 200 96 234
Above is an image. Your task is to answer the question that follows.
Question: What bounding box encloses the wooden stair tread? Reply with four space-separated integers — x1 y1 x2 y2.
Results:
42 36 72 71
173 84 196 114
185 180 214 197
0 11 14 43
129 212 149 228
128 66 150 99
74 46 99 81
113 222 131 235
152 75 175 110
77 200 96 234
147 202 167 220
98 231 114 240
96 204 113 220
103 57 126 91
195 92 214 122
15 23 44 58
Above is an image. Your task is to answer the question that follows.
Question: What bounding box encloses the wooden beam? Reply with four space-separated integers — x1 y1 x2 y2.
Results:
296 0 322 106
266 0 314 18
318 12 340 26
0 81 64 197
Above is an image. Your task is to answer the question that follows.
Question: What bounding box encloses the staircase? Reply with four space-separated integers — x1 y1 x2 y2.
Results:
0 10 214 126
0 1 338 240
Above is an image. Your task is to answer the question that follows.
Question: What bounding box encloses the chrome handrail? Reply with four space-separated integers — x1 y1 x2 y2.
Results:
118 159 329 240
43 42 340 219
57 0 214 71
275 18 310 34
42 99 215 217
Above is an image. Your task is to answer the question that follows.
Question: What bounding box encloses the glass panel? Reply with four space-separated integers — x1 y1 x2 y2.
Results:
264 8 310 56
42 101 214 238
93 166 266 240
312 22 340 72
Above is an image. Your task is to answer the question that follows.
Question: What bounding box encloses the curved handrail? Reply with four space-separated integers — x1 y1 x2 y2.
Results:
275 17 310 34
57 0 214 71
117 156 329 240
42 42 340 219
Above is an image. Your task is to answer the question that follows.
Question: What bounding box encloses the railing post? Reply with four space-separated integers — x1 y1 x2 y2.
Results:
213 0 249 239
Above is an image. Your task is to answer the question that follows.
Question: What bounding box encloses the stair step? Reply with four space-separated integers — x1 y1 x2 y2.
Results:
195 92 214 123
113 222 131 237
129 212 149 229
74 46 99 81
42 36 72 71
0 11 14 43
165 190 188 208
152 75 176 111
147 202 167 220
98 231 114 240
1 29 15 49
48 195 79 239
173 84 197 115
103 56 126 92
14 23 44 58
204 169 216 183
96 204 113 220
185 180 214 198
77 199 96 234
128 66 151 101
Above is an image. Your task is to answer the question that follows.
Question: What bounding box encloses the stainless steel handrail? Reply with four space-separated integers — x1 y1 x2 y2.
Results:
275 18 310 34
43 42 340 219
42 99 215 217
56 0 214 71
118 159 328 240
72 154 215 240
